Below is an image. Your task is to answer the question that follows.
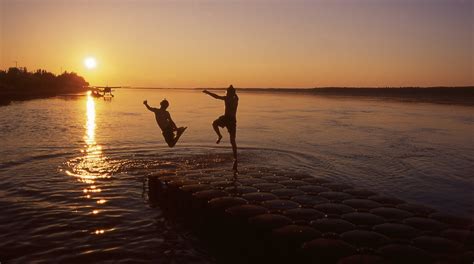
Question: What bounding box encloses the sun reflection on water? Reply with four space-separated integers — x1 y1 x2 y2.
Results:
66 92 111 182
64 92 113 232
86 92 96 145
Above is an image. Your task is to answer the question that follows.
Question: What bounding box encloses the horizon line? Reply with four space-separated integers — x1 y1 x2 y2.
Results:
113 86 474 90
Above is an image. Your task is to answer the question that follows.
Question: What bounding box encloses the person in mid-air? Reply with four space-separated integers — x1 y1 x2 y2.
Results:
203 85 239 169
143 99 186 148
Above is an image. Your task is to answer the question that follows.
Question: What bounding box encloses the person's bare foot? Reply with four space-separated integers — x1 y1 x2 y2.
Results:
216 135 222 144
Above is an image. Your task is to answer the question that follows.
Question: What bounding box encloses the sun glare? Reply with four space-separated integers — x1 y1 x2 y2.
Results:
84 57 97 69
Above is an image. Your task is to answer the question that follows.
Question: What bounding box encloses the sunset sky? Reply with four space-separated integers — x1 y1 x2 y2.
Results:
1 0 472 88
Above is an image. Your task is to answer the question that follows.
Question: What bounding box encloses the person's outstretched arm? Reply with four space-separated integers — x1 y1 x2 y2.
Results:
143 100 157 112
203 90 225 100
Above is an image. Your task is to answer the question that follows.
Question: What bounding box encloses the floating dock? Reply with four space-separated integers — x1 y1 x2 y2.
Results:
148 168 473 263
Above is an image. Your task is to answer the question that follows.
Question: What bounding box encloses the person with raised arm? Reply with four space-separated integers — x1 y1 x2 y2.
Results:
203 85 239 170
143 99 187 148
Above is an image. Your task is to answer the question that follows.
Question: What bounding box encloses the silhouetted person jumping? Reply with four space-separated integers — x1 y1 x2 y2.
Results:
203 85 239 169
143 99 187 148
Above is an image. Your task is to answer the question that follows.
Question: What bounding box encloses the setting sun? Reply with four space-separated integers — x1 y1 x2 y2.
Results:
84 57 97 69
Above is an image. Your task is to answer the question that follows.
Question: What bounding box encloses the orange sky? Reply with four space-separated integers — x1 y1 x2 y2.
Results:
1 0 472 88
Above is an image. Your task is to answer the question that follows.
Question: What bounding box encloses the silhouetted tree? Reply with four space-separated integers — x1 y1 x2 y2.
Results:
0 68 89 105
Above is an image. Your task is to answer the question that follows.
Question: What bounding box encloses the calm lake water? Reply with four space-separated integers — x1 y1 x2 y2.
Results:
0 89 473 262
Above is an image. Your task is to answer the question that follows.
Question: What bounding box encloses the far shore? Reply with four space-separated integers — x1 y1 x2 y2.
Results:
0 93 62 106
0 68 89 106
125 86 474 106
239 87 474 106
2 86 473 107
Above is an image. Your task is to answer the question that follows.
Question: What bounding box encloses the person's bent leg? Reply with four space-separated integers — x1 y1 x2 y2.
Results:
163 130 176 148
166 137 176 148
213 119 223 144
167 142 176 148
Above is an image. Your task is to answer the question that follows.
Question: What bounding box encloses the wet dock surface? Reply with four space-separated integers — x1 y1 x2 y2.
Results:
148 166 473 263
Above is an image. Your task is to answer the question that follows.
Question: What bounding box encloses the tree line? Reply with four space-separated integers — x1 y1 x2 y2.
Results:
0 67 89 105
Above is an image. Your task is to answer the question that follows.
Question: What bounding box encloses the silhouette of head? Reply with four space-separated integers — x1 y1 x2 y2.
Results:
227 85 236 96
160 99 169 109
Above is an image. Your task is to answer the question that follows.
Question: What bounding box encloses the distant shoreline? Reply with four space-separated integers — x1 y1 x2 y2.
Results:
128 86 474 90
1 92 88 106
2 86 473 107
125 86 474 106
0 68 88 106
0 93 66 106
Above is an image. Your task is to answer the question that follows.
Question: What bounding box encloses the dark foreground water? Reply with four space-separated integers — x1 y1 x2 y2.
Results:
0 89 473 262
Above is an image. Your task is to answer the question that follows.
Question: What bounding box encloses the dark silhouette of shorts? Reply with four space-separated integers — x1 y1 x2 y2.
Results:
215 115 236 134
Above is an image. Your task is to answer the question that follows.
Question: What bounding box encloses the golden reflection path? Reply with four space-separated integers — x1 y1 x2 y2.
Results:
65 92 112 235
